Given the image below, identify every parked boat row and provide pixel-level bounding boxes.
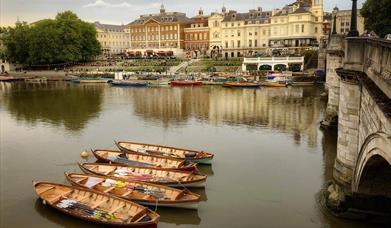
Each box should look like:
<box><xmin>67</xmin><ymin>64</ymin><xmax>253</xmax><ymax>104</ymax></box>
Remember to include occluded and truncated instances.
<box><xmin>33</xmin><ymin>140</ymin><xmax>215</xmax><ymax>226</ymax></box>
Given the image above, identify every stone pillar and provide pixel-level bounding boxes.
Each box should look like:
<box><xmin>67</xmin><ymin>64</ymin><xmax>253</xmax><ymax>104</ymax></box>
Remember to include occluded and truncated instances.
<box><xmin>242</xmin><ymin>63</ymin><xmax>247</xmax><ymax>72</ymax></box>
<box><xmin>333</xmin><ymin>68</ymin><xmax>361</xmax><ymax>186</ymax></box>
<box><xmin>324</xmin><ymin>34</ymin><xmax>345</xmax><ymax>121</ymax></box>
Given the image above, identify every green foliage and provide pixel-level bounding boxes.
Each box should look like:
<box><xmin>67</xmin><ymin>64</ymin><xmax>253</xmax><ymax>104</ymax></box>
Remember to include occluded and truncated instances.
<box><xmin>2</xmin><ymin>11</ymin><xmax>101</xmax><ymax>65</ymax></box>
<box><xmin>361</xmin><ymin>0</ymin><xmax>391</xmax><ymax>37</ymax></box>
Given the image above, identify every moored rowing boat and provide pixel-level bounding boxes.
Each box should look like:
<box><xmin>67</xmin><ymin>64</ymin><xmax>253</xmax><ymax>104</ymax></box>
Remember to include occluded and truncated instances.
<box><xmin>78</xmin><ymin>163</ymin><xmax>207</xmax><ymax>188</ymax></box>
<box><xmin>110</xmin><ymin>81</ymin><xmax>148</xmax><ymax>87</ymax></box>
<box><xmin>170</xmin><ymin>81</ymin><xmax>203</xmax><ymax>86</ymax></box>
<box><xmin>92</xmin><ymin>149</ymin><xmax>198</xmax><ymax>171</ymax></box>
<box><xmin>33</xmin><ymin>181</ymin><xmax>159</xmax><ymax>226</ymax></box>
<box><xmin>65</xmin><ymin>173</ymin><xmax>200</xmax><ymax>209</ymax></box>
<box><xmin>222</xmin><ymin>82</ymin><xmax>261</xmax><ymax>88</ymax></box>
<box><xmin>115</xmin><ymin>141</ymin><xmax>214</xmax><ymax>165</ymax></box>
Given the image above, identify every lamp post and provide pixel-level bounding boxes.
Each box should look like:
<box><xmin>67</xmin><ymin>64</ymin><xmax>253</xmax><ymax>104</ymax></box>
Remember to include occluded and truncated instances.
<box><xmin>332</xmin><ymin>6</ymin><xmax>338</xmax><ymax>35</ymax></box>
<box><xmin>348</xmin><ymin>0</ymin><xmax>359</xmax><ymax>37</ymax></box>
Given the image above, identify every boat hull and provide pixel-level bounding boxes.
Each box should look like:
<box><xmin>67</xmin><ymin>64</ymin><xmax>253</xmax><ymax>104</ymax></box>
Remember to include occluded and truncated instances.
<box><xmin>91</xmin><ymin>149</ymin><xmax>198</xmax><ymax>172</ymax></box>
<box><xmin>78</xmin><ymin>163</ymin><xmax>207</xmax><ymax>188</ymax></box>
<box><xmin>222</xmin><ymin>82</ymin><xmax>260</xmax><ymax>88</ymax></box>
<box><xmin>115</xmin><ymin>141</ymin><xmax>214</xmax><ymax>165</ymax></box>
<box><xmin>170</xmin><ymin>81</ymin><xmax>203</xmax><ymax>86</ymax></box>
<box><xmin>111</xmin><ymin>81</ymin><xmax>148</xmax><ymax>87</ymax></box>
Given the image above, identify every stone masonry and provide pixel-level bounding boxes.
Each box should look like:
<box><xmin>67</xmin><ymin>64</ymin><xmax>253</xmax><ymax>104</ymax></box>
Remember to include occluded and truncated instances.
<box><xmin>325</xmin><ymin>34</ymin><xmax>345</xmax><ymax>120</ymax></box>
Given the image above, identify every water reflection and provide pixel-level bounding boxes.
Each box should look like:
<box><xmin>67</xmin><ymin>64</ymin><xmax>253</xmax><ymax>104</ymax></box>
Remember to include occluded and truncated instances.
<box><xmin>0</xmin><ymin>82</ymin><xmax>103</xmax><ymax>131</ymax></box>
<box><xmin>127</xmin><ymin>86</ymin><xmax>324</xmax><ymax>147</ymax></box>
<box><xmin>158</xmin><ymin>207</ymin><xmax>201</xmax><ymax>225</ymax></box>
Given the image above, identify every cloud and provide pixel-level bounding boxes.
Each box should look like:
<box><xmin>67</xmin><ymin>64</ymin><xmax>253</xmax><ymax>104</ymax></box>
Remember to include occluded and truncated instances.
<box><xmin>83</xmin><ymin>0</ymin><xmax>132</xmax><ymax>8</ymax></box>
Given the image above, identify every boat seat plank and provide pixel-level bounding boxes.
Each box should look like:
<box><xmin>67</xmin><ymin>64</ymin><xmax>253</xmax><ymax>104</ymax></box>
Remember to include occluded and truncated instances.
<box><xmin>91</xmin><ymin>199</ymin><xmax>108</xmax><ymax>209</ymax></box>
<box><xmin>174</xmin><ymin>190</ymin><xmax>185</xmax><ymax>200</ymax></box>
<box><xmin>75</xmin><ymin>177</ymin><xmax>88</xmax><ymax>183</ymax></box>
<box><xmin>104</xmin><ymin>187</ymin><xmax>115</xmax><ymax>193</ymax></box>
<box><xmin>130</xmin><ymin>208</ymin><xmax>148</xmax><ymax>222</ymax></box>
<box><xmin>37</xmin><ymin>186</ymin><xmax>55</xmax><ymax>195</ymax></box>
<box><xmin>108</xmin><ymin>204</ymin><xmax>125</xmax><ymax>214</ymax></box>
<box><xmin>86</xmin><ymin>179</ymin><xmax>105</xmax><ymax>188</ymax></box>
<box><xmin>121</xmin><ymin>190</ymin><xmax>133</xmax><ymax>197</ymax></box>
<box><xmin>47</xmin><ymin>189</ymin><xmax>74</xmax><ymax>204</ymax></box>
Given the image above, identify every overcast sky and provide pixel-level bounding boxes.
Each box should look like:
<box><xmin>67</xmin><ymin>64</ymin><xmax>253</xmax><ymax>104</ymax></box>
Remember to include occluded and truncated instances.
<box><xmin>1</xmin><ymin>0</ymin><xmax>366</xmax><ymax>26</ymax></box>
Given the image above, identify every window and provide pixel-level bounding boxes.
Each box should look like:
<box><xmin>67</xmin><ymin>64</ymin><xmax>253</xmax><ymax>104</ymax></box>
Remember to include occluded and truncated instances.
<box><xmin>255</xmin><ymin>40</ymin><xmax>258</xmax><ymax>47</ymax></box>
<box><xmin>214</xmin><ymin>32</ymin><xmax>219</xmax><ymax>38</ymax></box>
<box><xmin>231</xmin><ymin>40</ymin><xmax>234</xmax><ymax>48</ymax></box>
<box><xmin>315</xmin><ymin>27</ymin><xmax>318</xmax><ymax>33</ymax></box>
<box><xmin>248</xmin><ymin>39</ymin><xmax>252</xmax><ymax>47</ymax></box>
<box><xmin>237</xmin><ymin>40</ymin><xmax>241</xmax><ymax>48</ymax></box>
<box><xmin>237</xmin><ymin>30</ymin><xmax>241</xmax><ymax>36</ymax></box>
<box><xmin>295</xmin><ymin>24</ymin><xmax>299</xmax><ymax>33</ymax></box>
<box><xmin>225</xmin><ymin>41</ymin><xmax>228</xmax><ymax>48</ymax></box>
<box><xmin>302</xmin><ymin>24</ymin><xmax>304</xmax><ymax>33</ymax></box>
<box><xmin>231</xmin><ymin>23</ymin><xmax>234</xmax><ymax>27</ymax></box>
<box><xmin>255</xmin><ymin>32</ymin><xmax>258</xmax><ymax>36</ymax></box>
<box><xmin>214</xmin><ymin>21</ymin><xmax>219</xmax><ymax>27</ymax></box>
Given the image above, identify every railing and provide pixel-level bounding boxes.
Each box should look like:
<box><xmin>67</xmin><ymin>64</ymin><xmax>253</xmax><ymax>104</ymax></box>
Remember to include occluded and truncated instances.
<box><xmin>344</xmin><ymin>37</ymin><xmax>391</xmax><ymax>98</ymax></box>
<box><xmin>243</xmin><ymin>56</ymin><xmax>304</xmax><ymax>64</ymax></box>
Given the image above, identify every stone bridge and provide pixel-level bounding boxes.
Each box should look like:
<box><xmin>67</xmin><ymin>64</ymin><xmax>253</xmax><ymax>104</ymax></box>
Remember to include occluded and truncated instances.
<box><xmin>326</xmin><ymin>36</ymin><xmax>391</xmax><ymax>198</ymax></box>
<box><xmin>241</xmin><ymin>56</ymin><xmax>304</xmax><ymax>72</ymax></box>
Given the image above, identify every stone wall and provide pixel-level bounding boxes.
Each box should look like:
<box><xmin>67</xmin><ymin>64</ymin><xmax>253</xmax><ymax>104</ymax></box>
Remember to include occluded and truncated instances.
<box><xmin>325</xmin><ymin>35</ymin><xmax>345</xmax><ymax>119</ymax></box>
<box><xmin>358</xmin><ymin>86</ymin><xmax>391</xmax><ymax>150</ymax></box>
<box><xmin>333</xmin><ymin>76</ymin><xmax>361</xmax><ymax>185</ymax></box>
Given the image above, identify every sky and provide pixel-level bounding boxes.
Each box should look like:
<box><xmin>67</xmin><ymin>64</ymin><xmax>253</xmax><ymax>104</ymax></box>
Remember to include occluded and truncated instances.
<box><xmin>1</xmin><ymin>0</ymin><xmax>366</xmax><ymax>26</ymax></box>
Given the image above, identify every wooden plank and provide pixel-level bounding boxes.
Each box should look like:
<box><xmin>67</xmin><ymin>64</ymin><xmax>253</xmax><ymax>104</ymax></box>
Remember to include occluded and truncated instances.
<box><xmin>103</xmin><ymin>187</ymin><xmax>115</xmax><ymax>193</ymax></box>
<box><xmin>36</xmin><ymin>186</ymin><xmax>55</xmax><ymax>195</ymax></box>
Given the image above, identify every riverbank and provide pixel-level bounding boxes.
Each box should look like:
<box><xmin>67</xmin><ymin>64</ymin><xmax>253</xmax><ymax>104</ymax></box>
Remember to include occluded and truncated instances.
<box><xmin>7</xmin><ymin>71</ymin><xmax>68</xmax><ymax>81</ymax></box>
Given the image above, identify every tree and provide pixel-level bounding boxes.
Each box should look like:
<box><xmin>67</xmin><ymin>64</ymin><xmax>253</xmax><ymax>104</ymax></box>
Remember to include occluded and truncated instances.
<box><xmin>2</xmin><ymin>22</ymin><xmax>31</xmax><ymax>64</ymax></box>
<box><xmin>2</xmin><ymin>11</ymin><xmax>101</xmax><ymax>65</ymax></box>
<box><xmin>361</xmin><ymin>0</ymin><xmax>391</xmax><ymax>38</ymax></box>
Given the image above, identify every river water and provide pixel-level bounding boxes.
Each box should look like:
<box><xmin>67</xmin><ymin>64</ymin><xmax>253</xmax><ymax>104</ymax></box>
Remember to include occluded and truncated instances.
<box><xmin>0</xmin><ymin>82</ymin><xmax>374</xmax><ymax>227</ymax></box>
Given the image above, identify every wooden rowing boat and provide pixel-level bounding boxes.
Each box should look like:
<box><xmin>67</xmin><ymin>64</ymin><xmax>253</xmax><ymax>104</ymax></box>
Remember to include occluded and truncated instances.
<box><xmin>222</xmin><ymin>82</ymin><xmax>261</xmax><ymax>88</ymax></box>
<box><xmin>110</xmin><ymin>81</ymin><xmax>148</xmax><ymax>87</ymax></box>
<box><xmin>92</xmin><ymin>149</ymin><xmax>198</xmax><ymax>172</ymax></box>
<box><xmin>33</xmin><ymin>181</ymin><xmax>159</xmax><ymax>227</ymax></box>
<box><xmin>78</xmin><ymin>163</ymin><xmax>207</xmax><ymax>188</ymax></box>
<box><xmin>115</xmin><ymin>141</ymin><xmax>214</xmax><ymax>165</ymax></box>
<box><xmin>170</xmin><ymin>81</ymin><xmax>203</xmax><ymax>86</ymax></box>
<box><xmin>65</xmin><ymin>173</ymin><xmax>200</xmax><ymax>209</ymax></box>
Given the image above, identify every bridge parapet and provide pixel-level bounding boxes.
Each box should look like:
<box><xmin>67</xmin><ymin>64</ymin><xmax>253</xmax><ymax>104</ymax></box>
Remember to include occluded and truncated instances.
<box><xmin>332</xmin><ymin>37</ymin><xmax>391</xmax><ymax>196</ymax></box>
<box><xmin>344</xmin><ymin>37</ymin><xmax>391</xmax><ymax>99</ymax></box>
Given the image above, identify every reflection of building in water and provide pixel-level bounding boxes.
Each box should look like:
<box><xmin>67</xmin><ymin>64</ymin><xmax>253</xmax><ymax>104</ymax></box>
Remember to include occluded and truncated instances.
<box><xmin>208</xmin><ymin>87</ymin><xmax>320</xmax><ymax>147</ymax></box>
<box><xmin>130</xmin><ymin>87</ymin><xmax>321</xmax><ymax>146</ymax></box>
<box><xmin>1</xmin><ymin>83</ymin><xmax>104</xmax><ymax>131</ymax></box>
<box><xmin>129</xmin><ymin>87</ymin><xmax>210</xmax><ymax>125</ymax></box>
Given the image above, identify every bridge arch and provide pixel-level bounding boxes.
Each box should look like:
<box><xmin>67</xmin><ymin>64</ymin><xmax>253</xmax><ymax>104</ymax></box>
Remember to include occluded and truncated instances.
<box><xmin>352</xmin><ymin>132</ymin><xmax>391</xmax><ymax>197</ymax></box>
<box><xmin>259</xmin><ymin>64</ymin><xmax>272</xmax><ymax>71</ymax></box>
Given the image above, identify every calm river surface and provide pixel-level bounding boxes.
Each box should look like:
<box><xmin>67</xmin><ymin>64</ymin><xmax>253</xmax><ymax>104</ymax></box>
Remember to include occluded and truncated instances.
<box><xmin>0</xmin><ymin>82</ymin><xmax>375</xmax><ymax>227</ymax></box>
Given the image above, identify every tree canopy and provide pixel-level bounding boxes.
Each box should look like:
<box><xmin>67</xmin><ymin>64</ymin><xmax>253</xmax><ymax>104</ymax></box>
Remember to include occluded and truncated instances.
<box><xmin>361</xmin><ymin>0</ymin><xmax>391</xmax><ymax>38</ymax></box>
<box><xmin>1</xmin><ymin>11</ymin><xmax>101</xmax><ymax>65</ymax></box>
